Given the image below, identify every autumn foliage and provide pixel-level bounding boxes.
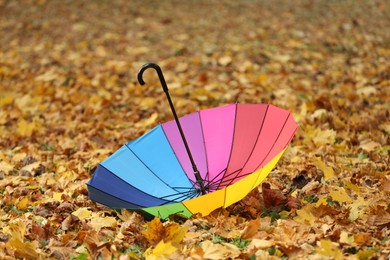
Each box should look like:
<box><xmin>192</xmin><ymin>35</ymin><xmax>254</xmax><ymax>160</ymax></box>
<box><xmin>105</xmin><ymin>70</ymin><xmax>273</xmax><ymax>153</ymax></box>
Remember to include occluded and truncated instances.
<box><xmin>0</xmin><ymin>0</ymin><xmax>389</xmax><ymax>259</ymax></box>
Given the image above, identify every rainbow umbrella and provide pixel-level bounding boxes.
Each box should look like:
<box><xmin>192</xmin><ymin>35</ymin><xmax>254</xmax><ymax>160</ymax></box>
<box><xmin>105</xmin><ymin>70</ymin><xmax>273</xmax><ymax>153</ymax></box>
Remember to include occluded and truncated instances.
<box><xmin>87</xmin><ymin>63</ymin><xmax>297</xmax><ymax>220</ymax></box>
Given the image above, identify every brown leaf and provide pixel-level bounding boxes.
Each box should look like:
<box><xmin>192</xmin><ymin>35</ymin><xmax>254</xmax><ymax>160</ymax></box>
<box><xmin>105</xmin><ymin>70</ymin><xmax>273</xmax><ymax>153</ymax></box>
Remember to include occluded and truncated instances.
<box><xmin>286</xmin><ymin>196</ymin><xmax>302</xmax><ymax>210</ymax></box>
<box><xmin>241</xmin><ymin>218</ymin><xmax>260</xmax><ymax>239</ymax></box>
<box><xmin>262</xmin><ymin>182</ymin><xmax>287</xmax><ymax>209</ymax></box>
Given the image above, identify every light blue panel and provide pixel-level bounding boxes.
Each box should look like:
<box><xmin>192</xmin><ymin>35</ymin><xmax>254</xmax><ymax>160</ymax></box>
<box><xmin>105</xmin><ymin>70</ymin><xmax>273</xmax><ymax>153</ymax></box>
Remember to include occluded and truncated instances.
<box><xmin>101</xmin><ymin>144</ymin><xmax>185</xmax><ymax>201</ymax></box>
<box><xmin>128</xmin><ymin>125</ymin><xmax>194</xmax><ymax>191</ymax></box>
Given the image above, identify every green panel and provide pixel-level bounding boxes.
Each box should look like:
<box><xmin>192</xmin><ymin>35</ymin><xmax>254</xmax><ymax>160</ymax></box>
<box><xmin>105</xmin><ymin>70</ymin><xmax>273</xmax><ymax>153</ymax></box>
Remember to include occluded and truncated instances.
<box><xmin>142</xmin><ymin>202</ymin><xmax>192</xmax><ymax>220</ymax></box>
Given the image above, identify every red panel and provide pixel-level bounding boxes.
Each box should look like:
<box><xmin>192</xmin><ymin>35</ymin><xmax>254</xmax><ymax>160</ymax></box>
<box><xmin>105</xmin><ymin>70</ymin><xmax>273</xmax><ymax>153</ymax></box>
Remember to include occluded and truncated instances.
<box><xmin>239</xmin><ymin>105</ymin><xmax>290</xmax><ymax>176</ymax></box>
<box><xmin>218</xmin><ymin>104</ymin><xmax>267</xmax><ymax>188</ymax></box>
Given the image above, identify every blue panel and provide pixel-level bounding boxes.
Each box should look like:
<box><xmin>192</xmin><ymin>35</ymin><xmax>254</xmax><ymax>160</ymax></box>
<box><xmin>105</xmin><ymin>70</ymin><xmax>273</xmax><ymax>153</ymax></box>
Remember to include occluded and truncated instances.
<box><xmin>128</xmin><ymin>125</ymin><xmax>193</xmax><ymax>190</ymax></box>
<box><xmin>88</xmin><ymin>165</ymin><xmax>172</xmax><ymax>207</ymax></box>
<box><xmin>88</xmin><ymin>185</ymin><xmax>142</xmax><ymax>209</ymax></box>
<box><xmin>102</xmin><ymin>145</ymin><xmax>186</xmax><ymax>201</ymax></box>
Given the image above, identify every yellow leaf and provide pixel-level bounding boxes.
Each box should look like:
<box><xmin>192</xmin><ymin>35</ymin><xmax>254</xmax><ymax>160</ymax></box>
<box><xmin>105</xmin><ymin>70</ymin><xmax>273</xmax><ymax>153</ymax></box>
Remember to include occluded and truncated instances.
<box><xmin>356</xmin><ymin>249</ymin><xmax>375</xmax><ymax>260</ymax></box>
<box><xmin>139</xmin><ymin>97</ymin><xmax>157</xmax><ymax>108</ymax></box>
<box><xmin>294</xmin><ymin>207</ymin><xmax>315</xmax><ymax>225</ymax></box>
<box><xmin>314</xmin><ymin>157</ymin><xmax>335</xmax><ymax>181</ymax></box>
<box><xmin>379</xmin><ymin>123</ymin><xmax>390</xmax><ymax>135</ymax></box>
<box><xmin>316</xmin><ymin>239</ymin><xmax>343</xmax><ymax>260</ymax></box>
<box><xmin>201</xmin><ymin>240</ymin><xmax>241</xmax><ymax>260</ymax></box>
<box><xmin>218</xmin><ymin>56</ymin><xmax>232</xmax><ymax>66</ymax></box>
<box><xmin>3</xmin><ymin>221</ymin><xmax>25</xmax><ymax>241</ymax></box>
<box><xmin>52</xmin><ymin>192</ymin><xmax>64</xmax><ymax>202</ymax></box>
<box><xmin>164</xmin><ymin>223</ymin><xmax>189</xmax><ymax>246</ymax></box>
<box><xmin>21</xmin><ymin>161</ymin><xmax>41</xmax><ymax>173</ymax></box>
<box><xmin>305</xmin><ymin>125</ymin><xmax>336</xmax><ymax>146</ymax></box>
<box><xmin>16</xmin><ymin>197</ymin><xmax>29</xmax><ymax>210</ymax></box>
<box><xmin>0</xmin><ymin>94</ymin><xmax>14</xmax><ymax>106</ymax></box>
<box><xmin>89</xmin><ymin>215</ymin><xmax>117</xmax><ymax>230</ymax></box>
<box><xmin>142</xmin><ymin>218</ymin><xmax>188</xmax><ymax>247</ymax></box>
<box><xmin>17</xmin><ymin>119</ymin><xmax>35</xmax><ymax>137</ymax></box>
<box><xmin>72</xmin><ymin>207</ymin><xmax>92</xmax><ymax>220</ymax></box>
<box><xmin>0</xmin><ymin>161</ymin><xmax>14</xmax><ymax>173</ymax></box>
<box><xmin>3</xmin><ymin>221</ymin><xmax>39</xmax><ymax>259</ymax></box>
<box><xmin>348</xmin><ymin>196</ymin><xmax>366</xmax><ymax>221</ymax></box>
<box><xmin>330</xmin><ymin>187</ymin><xmax>353</xmax><ymax>203</ymax></box>
<box><xmin>136</xmin><ymin>112</ymin><xmax>158</xmax><ymax>128</ymax></box>
<box><xmin>7</xmin><ymin>236</ymin><xmax>39</xmax><ymax>259</ymax></box>
<box><xmin>249</xmin><ymin>239</ymin><xmax>275</xmax><ymax>249</ymax></box>
<box><xmin>144</xmin><ymin>240</ymin><xmax>178</xmax><ymax>260</ymax></box>
<box><xmin>257</xmin><ymin>73</ymin><xmax>269</xmax><ymax>84</ymax></box>
<box><xmin>315</xmin><ymin>196</ymin><xmax>328</xmax><ymax>207</ymax></box>
<box><xmin>344</xmin><ymin>180</ymin><xmax>360</xmax><ymax>193</ymax></box>
<box><xmin>339</xmin><ymin>231</ymin><xmax>355</xmax><ymax>246</ymax></box>
<box><xmin>142</xmin><ymin>218</ymin><xmax>165</xmax><ymax>246</ymax></box>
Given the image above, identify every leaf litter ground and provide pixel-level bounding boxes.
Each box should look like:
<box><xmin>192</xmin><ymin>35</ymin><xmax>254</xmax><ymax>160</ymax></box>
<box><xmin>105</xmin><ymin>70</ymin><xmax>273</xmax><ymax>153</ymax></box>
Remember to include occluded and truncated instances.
<box><xmin>0</xmin><ymin>0</ymin><xmax>389</xmax><ymax>259</ymax></box>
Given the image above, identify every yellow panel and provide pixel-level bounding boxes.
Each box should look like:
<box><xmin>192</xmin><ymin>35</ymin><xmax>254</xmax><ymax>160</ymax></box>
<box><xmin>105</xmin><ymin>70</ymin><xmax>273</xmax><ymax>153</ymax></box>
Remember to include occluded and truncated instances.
<box><xmin>224</xmin><ymin>170</ymin><xmax>260</xmax><ymax>207</ymax></box>
<box><xmin>254</xmin><ymin>148</ymin><xmax>286</xmax><ymax>187</ymax></box>
<box><xmin>183</xmin><ymin>188</ymin><xmax>226</xmax><ymax>216</ymax></box>
<box><xmin>224</xmin><ymin>148</ymin><xmax>287</xmax><ymax>207</ymax></box>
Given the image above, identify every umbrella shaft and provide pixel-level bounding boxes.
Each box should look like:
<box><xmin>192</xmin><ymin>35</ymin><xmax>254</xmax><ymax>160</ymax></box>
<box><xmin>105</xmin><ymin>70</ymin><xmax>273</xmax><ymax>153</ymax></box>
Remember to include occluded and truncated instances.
<box><xmin>165</xmin><ymin>91</ymin><xmax>206</xmax><ymax>195</ymax></box>
<box><xmin>137</xmin><ymin>63</ymin><xmax>206</xmax><ymax>195</ymax></box>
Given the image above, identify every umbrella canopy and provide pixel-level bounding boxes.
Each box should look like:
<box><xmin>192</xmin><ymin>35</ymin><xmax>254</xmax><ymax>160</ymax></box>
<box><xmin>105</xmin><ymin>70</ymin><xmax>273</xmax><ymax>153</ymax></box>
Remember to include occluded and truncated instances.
<box><xmin>87</xmin><ymin>63</ymin><xmax>297</xmax><ymax>219</ymax></box>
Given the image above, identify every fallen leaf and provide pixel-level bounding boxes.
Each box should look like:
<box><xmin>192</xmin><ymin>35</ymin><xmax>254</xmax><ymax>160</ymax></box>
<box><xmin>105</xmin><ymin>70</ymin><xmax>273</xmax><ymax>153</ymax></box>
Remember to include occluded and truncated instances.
<box><xmin>339</xmin><ymin>231</ymin><xmax>355</xmax><ymax>246</ymax></box>
<box><xmin>17</xmin><ymin>119</ymin><xmax>35</xmax><ymax>137</ymax></box>
<box><xmin>248</xmin><ymin>239</ymin><xmax>275</xmax><ymax>249</ymax></box>
<box><xmin>72</xmin><ymin>207</ymin><xmax>92</xmax><ymax>220</ymax></box>
<box><xmin>359</xmin><ymin>139</ymin><xmax>380</xmax><ymax>152</ymax></box>
<box><xmin>316</xmin><ymin>239</ymin><xmax>343</xmax><ymax>260</ymax></box>
<box><xmin>144</xmin><ymin>240</ymin><xmax>178</xmax><ymax>260</ymax></box>
<box><xmin>164</xmin><ymin>223</ymin><xmax>189</xmax><ymax>246</ymax></box>
<box><xmin>314</xmin><ymin>157</ymin><xmax>335</xmax><ymax>181</ymax></box>
<box><xmin>3</xmin><ymin>221</ymin><xmax>39</xmax><ymax>259</ymax></box>
<box><xmin>330</xmin><ymin>187</ymin><xmax>353</xmax><ymax>203</ymax></box>
<box><xmin>89</xmin><ymin>215</ymin><xmax>117</xmax><ymax>230</ymax></box>
<box><xmin>218</xmin><ymin>56</ymin><xmax>232</xmax><ymax>66</ymax></box>
<box><xmin>262</xmin><ymin>182</ymin><xmax>287</xmax><ymax>209</ymax></box>
<box><xmin>294</xmin><ymin>206</ymin><xmax>315</xmax><ymax>225</ymax></box>
<box><xmin>142</xmin><ymin>218</ymin><xmax>165</xmax><ymax>246</ymax></box>
<box><xmin>16</xmin><ymin>197</ymin><xmax>29</xmax><ymax>210</ymax></box>
<box><xmin>201</xmin><ymin>240</ymin><xmax>241</xmax><ymax>260</ymax></box>
<box><xmin>240</xmin><ymin>218</ymin><xmax>260</xmax><ymax>239</ymax></box>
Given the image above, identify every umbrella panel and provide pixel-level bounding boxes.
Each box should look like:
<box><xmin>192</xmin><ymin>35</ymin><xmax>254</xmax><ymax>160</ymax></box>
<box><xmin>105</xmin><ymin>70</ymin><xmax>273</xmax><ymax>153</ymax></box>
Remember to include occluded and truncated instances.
<box><xmin>88</xmin><ymin>103</ymin><xmax>297</xmax><ymax>219</ymax></box>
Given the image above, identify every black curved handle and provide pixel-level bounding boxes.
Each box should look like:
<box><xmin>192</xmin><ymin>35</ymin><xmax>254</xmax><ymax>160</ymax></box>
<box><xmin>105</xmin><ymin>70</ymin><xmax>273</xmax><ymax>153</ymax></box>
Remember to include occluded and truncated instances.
<box><xmin>136</xmin><ymin>63</ymin><xmax>206</xmax><ymax>195</ymax></box>
<box><xmin>137</xmin><ymin>63</ymin><xmax>169</xmax><ymax>92</ymax></box>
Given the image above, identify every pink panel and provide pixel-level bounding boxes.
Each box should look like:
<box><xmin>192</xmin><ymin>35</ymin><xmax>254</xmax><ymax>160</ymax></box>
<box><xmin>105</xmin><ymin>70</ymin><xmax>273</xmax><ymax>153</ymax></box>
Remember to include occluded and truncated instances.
<box><xmin>255</xmin><ymin>114</ymin><xmax>297</xmax><ymax>171</ymax></box>
<box><xmin>240</xmin><ymin>105</ymin><xmax>290</xmax><ymax>175</ymax></box>
<box><xmin>218</xmin><ymin>104</ymin><xmax>267</xmax><ymax>188</ymax></box>
<box><xmin>200</xmin><ymin>104</ymin><xmax>236</xmax><ymax>188</ymax></box>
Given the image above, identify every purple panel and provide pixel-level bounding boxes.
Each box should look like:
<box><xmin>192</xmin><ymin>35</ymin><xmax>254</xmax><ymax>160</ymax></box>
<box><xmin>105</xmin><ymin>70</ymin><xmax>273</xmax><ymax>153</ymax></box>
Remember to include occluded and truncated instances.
<box><xmin>162</xmin><ymin>112</ymin><xmax>207</xmax><ymax>183</ymax></box>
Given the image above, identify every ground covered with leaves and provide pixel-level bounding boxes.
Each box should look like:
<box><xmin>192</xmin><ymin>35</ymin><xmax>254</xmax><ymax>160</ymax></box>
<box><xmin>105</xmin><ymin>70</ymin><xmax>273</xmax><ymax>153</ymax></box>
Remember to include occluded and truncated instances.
<box><xmin>0</xmin><ymin>0</ymin><xmax>389</xmax><ymax>259</ymax></box>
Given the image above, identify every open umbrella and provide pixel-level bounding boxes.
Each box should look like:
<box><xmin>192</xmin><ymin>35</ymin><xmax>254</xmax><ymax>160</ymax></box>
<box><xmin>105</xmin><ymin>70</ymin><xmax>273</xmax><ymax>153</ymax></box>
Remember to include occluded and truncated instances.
<box><xmin>87</xmin><ymin>63</ymin><xmax>297</xmax><ymax>219</ymax></box>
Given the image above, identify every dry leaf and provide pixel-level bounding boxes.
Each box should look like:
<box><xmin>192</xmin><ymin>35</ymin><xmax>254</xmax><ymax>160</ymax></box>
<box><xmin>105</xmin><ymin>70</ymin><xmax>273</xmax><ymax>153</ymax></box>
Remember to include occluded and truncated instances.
<box><xmin>262</xmin><ymin>182</ymin><xmax>287</xmax><ymax>209</ymax></box>
<box><xmin>89</xmin><ymin>215</ymin><xmax>117</xmax><ymax>230</ymax></box>
<box><xmin>241</xmin><ymin>218</ymin><xmax>260</xmax><ymax>239</ymax></box>
<box><xmin>314</xmin><ymin>157</ymin><xmax>335</xmax><ymax>181</ymax></box>
<box><xmin>294</xmin><ymin>206</ymin><xmax>315</xmax><ymax>225</ymax></box>
<box><xmin>3</xmin><ymin>221</ymin><xmax>39</xmax><ymax>259</ymax></box>
<box><xmin>201</xmin><ymin>240</ymin><xmax>241</xmax><ymax>259</ymax></box>
<box><xmin>144</xmin><ymin>240</ymin><xmax>178</xmax><ymax>260</ymax></box>
<box><xmin>330</xmin><ymin>187</ymin><xmax>353</xmax><ymax>203</ymax></box>
<box><xmin>316</xmin><ymin>239</ymin><xmax>343</xmax><ymax>260</ymax></box>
